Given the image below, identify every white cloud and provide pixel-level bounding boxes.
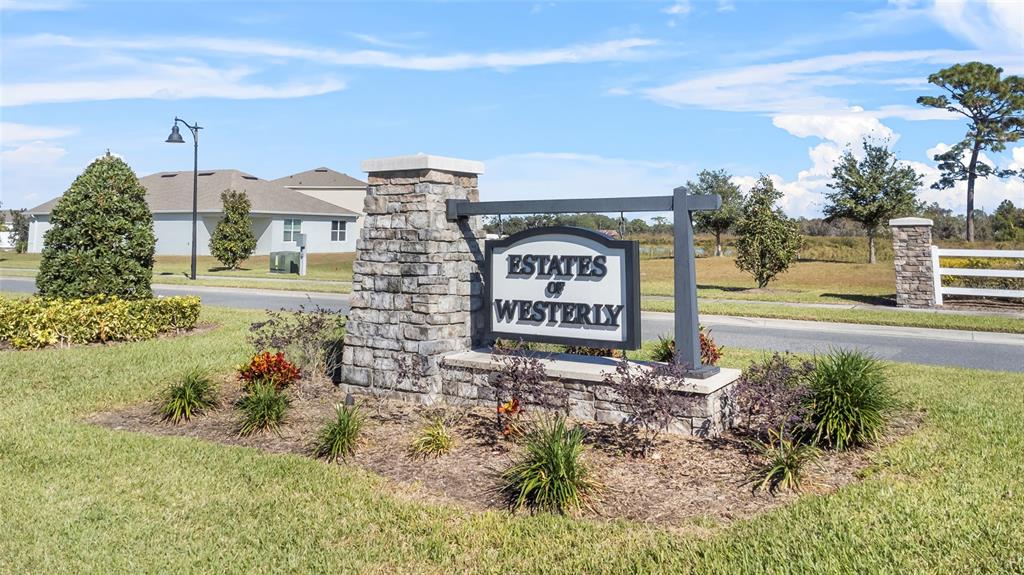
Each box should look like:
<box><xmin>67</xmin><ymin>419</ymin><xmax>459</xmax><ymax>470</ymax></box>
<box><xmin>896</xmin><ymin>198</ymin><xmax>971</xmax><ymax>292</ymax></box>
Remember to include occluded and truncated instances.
<box><xmin>911</xmin><ymin>143</ymin><xmax>1024</xmax><ymax>213</ymax></box>
<box><xmin>1</xmin><ymin>140</ymin><xmax>67</xmax><ymax>164</ymax></box>
<box><xmin>1</xmin><ymin>61</ymin><xmax>345</xmax><ymax>106</ymax></box>
<box><xmin>930</xmin><ymin>0</ymin><xmax>1024</xmax><ymax>53</ymax></box>
<box><xmin>1</xmin><ymin>122</ymin><xmax>76</xmax><ymax>144</ymax></box>
<box><xmin>663</xmin><ymin>1</ymin><xmax>691</xmax><ymax>16</ymax></box>
<box><xmin>717</xmin><ymin>0</ymin><xmax>736</xmax><ymax>13</ymax></box>
<box><xmin>644</xmin><ymin>49</ymin><xmax>978</xmax><ymax>114</ymax></box>
<box><xmin>16</xmin><ymin>34</ymin><xmax>659</xmax><ymax>72</ymax></box>
<box><xmin>772</xmin><ymin>109</ymin><xmax>897</xmax><ymax>148</ymax></box>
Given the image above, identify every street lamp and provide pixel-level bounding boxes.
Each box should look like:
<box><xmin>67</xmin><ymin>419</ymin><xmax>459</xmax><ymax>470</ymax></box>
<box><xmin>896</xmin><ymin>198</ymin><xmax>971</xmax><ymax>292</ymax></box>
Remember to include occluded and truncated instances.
<box><xmin>165</xmin><ymin>117</ymin><xmax>203</xmax><ymax>280</ymax></box>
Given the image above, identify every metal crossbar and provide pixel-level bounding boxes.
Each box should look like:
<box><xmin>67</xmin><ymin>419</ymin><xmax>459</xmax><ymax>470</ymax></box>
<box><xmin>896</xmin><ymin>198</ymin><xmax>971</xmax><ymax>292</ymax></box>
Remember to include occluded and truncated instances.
<box><xmin>447</xmin><ymin>190</ymin><xmax>723</xmax><ymax>378</ymax></box>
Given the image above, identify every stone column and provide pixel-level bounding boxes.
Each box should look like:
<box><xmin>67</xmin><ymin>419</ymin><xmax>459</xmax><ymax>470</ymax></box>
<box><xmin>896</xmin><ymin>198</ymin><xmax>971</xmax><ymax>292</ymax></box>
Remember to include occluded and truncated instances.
<box><xmin>340</xmin><ymin>154</ymin><xmax>486</xmax><ymax>403</ymax></box>
<box><xmin>890</xmin><ymin>217</ymin><xmax>935</xmax><ymax>308</ymax></box>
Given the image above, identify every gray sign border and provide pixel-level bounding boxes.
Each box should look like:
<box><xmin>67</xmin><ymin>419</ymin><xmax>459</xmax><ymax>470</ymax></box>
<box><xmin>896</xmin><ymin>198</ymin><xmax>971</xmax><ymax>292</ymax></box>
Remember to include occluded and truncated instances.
<box><xmin>484</xmin><ymin>226</ymin><xmax>641</xmax><ymax>350</ymax></box>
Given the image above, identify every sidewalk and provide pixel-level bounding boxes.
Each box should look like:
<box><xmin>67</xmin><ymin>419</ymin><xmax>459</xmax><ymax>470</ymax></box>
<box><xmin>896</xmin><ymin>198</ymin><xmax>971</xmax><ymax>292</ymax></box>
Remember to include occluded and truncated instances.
<box><xmin>643</xmin><ymin>294</ymin><xmax>1024</xmax><ymax>319</ymax></box>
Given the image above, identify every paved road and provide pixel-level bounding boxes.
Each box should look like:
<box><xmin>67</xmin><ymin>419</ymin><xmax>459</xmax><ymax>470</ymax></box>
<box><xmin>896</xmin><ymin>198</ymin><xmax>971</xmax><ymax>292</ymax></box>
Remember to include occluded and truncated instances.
<box><xmin>3</xmin><ymin>276</ymin><xmax>1022</xmax><ymax>372</ymax></box>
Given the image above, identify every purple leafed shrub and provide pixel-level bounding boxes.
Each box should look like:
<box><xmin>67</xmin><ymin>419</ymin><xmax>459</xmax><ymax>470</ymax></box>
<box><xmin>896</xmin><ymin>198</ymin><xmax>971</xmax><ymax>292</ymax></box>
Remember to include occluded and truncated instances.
<box><xmin>491</xmin><ymin>349</ymin><xmax>568</xmax><ymax>437</ymax></box>
<box><xmin>733</xmin><ymin>353</ymin><xmax>816</xmax><ymax>441</ymax></box>
<box><xmin>603</xmin><ymin>360</ymin><xmax>697</xmax><ymax>456</ymax></box>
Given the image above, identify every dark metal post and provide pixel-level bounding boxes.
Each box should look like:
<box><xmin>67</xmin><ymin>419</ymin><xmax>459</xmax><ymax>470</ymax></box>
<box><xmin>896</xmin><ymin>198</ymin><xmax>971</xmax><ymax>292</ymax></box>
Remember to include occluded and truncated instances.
<box><xmin>673</xmin><ymin>187</ymin><xmax>718</xmax><ymax>377</ymax></box>
<box><xmin>190</xmin><ymin>132</ymin><xmax>198</xmax><ymax>280</ymax></box>
<box><xmin>166</xmin><ymin>117</ymin><xmax>202</xmax><ymax>281</ymax></box>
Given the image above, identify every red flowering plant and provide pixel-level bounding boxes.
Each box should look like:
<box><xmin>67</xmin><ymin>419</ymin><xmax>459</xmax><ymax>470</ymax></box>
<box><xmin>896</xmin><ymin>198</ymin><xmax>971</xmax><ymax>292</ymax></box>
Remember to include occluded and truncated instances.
<box><xmin>238</xmin><ymin>351</ymin><xmax>301</xmax><ymax>390</ymax></box>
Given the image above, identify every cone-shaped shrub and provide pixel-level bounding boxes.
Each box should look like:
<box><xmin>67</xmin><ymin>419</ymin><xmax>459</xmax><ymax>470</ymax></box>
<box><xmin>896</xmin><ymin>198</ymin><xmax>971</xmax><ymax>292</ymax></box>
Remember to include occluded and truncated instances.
<box><xmin>209</xmin><ymin>189</ymin><xmax>256</xmax><ymax>270</ymax></box>
<box><xmin>37</xmin><ymin>154</ymin><xmax>155</xmax><ymax>299</ymax></box>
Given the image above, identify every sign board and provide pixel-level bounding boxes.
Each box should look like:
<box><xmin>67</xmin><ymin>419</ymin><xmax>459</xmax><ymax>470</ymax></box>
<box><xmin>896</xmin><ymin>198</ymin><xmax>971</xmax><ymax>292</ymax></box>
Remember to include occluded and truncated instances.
<box><xmin>485</xmin><ymin>226</ymin><xmax>640</xmax><ymax>349</ymax></box>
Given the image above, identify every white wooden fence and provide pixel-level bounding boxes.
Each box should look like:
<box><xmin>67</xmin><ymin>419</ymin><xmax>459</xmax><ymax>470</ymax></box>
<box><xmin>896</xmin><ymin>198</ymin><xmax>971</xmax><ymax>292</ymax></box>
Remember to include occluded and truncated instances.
<box><xmin>930</xmin><ymin>246</ymin><xmax>1024</xmax><ymax>306</ymax></box>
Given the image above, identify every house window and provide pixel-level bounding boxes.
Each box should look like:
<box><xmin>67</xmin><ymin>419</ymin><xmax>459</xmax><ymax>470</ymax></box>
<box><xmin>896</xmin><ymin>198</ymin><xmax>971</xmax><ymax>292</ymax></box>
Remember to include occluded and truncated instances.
<box><xmin>331</xmin><ymin>220</ymin><xmax>347</xmax><ymax>242</ymax></box>
<box><xmin>283</xmin><ymin>219</ymin><xmax>302</xmax><ymax>242</ymax></box>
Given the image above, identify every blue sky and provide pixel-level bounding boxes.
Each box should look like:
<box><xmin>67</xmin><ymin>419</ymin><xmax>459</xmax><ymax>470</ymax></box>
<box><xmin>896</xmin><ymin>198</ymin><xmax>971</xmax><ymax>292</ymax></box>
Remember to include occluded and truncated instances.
<box><xmin>2</xmin><ymin>0</ymin><xmax>1022</xmax><ymax>218</ymax></box>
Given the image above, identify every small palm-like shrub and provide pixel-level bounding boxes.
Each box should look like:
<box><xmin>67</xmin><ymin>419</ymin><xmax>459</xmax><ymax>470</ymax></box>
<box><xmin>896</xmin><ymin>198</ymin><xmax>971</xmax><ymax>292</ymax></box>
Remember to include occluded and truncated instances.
<box><xmin>409</xmin><ymin>416</ymin><xmax>455</xmax><ymax>459</ymax></box>
<box><xmin>749</xmin><ymin>426</ymin><xmax>821</xmax><ymax>494</ymax></box>
<box><xmin>805</xmin><ymin>349</ymin><xmax>895</xmax><ymax>450</ymax></box>
<box><xmin>650</xmin><ymin>327</ymin><xmax>722</xmax><ymax>366</ymax></box>
<box><xmin>159</xmin><ymin>368</ymin><xmax>218</xmax><ymax>424</ymax></box>
<box><xmin>237</xmin><ymin>382</ymin><xmax>290</xmax><ymax>436</ymax></box>
<box><xmin>500</xmin><ymin>416</ymin><xmax>599</xmax><ymax>514</ymax></box>
<box><xmin>314</xmin><ymin>404</ymin><xmax>364</xmax><ymax>461</ymax></box>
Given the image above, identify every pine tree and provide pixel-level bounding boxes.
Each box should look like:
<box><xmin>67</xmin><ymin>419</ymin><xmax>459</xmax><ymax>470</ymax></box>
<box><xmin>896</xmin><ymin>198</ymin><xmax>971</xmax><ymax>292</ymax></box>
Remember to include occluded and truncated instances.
<box><xmin>209</xmin><ymin>189</ymin><xmax>256</xmax><ymax>270</ymax></box>
<box><xmin>734</xmin><ymin>176</ymin><xmax>804</xmax><ymax>289</ymax></box>
<box><xmin>37</xmin><ymin>154</ymin><xmax>155</xmax><ymax>299</ymax></box>
<box><xmin>917</xmin><ymin>62</ymin><xmax>1024</xmax><ymax>241</ymax></box>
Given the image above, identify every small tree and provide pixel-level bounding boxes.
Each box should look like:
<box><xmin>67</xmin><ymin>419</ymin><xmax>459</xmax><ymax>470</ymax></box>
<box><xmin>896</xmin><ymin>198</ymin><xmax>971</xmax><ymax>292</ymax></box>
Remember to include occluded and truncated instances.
<box><xmin>734</xmin><ymin>176</ymin><xmax>803</xmax><ymax>289</ymax></box>
<box><xmin>917</xmin><ymin>62</ymin><xmax>1024</xmax><ymax>241</ymax></box>
<box><xmin>37</xmin><ymin>154</ymin><xmax>155</xmax><ymax>299</ymax></box>
<box><xmin>209</xmin><ymin>189</ymin><xmax>256</xmax><ymax>270</ymax></box>
<box><xmin>8</xmin><ymin>209</ymin><xmax>29</xmax><ymax>253</ymax></box>
<box><xmin>687</xmin><ymin>169</ymin><xmax>743</xmax><ymax>256</ymax></box>
<box><xmin>992</xmin><ymin>200</ymin><xmax>1024</xmax><ymax>242</ymax></box>
<box><xmin>825</xmin><ymin>140</ymin><xmax>923</xmax><ymax>263</ymax></box>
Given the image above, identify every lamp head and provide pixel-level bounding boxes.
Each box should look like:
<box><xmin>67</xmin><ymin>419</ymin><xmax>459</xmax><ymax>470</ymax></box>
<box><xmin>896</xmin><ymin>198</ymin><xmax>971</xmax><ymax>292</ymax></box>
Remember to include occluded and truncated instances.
<box><xmin>165</xmin><ymin>124</ymin><xmax>185</xmax><ymax>144</ymax></box>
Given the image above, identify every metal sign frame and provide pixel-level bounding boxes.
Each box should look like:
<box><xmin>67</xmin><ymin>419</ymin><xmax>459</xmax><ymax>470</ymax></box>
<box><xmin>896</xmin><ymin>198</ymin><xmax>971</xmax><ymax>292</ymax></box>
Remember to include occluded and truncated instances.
<box><xmin>484</xmin><ymin>226</ymin><xmax>642</xmax><ymax>350</ymax></box>
<box><xmin>448</xmin><ymin>188</ymin><xmax>722</xmax><ymax>378</ymax></box>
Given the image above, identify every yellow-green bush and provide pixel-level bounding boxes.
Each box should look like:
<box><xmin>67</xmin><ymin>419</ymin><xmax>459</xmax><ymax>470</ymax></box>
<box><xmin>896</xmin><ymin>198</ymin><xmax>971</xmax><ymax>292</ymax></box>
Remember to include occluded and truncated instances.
<box><xmin>0</xmin><ymin>295</ymin><xmax>201</xmax><ymax>349</ymax></box>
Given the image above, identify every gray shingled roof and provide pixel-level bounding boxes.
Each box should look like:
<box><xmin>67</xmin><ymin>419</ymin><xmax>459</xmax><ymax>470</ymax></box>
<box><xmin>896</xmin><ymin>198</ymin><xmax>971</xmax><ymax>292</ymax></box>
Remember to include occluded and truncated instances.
<box><xmin>26</xmin><ymin>169</ymin><xmax>359</xmax><ymax>217</ymax></box>
<box><xmin>272</xmin><ymin>167</ymin><xmax>367</xmax><ymax>188</ymax></box>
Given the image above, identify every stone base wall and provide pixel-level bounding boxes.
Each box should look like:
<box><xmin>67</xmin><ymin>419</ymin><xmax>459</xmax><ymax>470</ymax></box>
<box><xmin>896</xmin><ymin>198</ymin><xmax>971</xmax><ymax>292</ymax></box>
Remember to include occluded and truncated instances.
<box><xmin>439</xmin><ymin>364</ymin><xmax>734</xmax><ymax>437</ymax></box>
<box><xmin>342</xmin><ymin>351</ymin><xmax>739</xmax><ymax>437</ymax></box>
<box><xmin>890</xmin><ymin>218</ymin><xmax>936</xmax><ymax>309</ymax></box>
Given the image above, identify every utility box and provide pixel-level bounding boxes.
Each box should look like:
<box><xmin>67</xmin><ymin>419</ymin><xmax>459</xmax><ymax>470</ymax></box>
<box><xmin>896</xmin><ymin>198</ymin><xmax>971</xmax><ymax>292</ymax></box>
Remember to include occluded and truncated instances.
<box><xmin>269</xmin><ymin>251</ymin><xmax>300</xmax><ymax>274</ymax></box>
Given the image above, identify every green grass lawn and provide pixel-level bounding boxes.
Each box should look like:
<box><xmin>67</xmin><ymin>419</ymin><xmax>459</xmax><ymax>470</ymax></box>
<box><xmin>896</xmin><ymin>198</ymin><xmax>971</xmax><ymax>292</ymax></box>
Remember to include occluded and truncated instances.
<box><xmin>2</xmin><ymin>306</ymin><xmax>1023</xmax><ymax>573</ymax></box>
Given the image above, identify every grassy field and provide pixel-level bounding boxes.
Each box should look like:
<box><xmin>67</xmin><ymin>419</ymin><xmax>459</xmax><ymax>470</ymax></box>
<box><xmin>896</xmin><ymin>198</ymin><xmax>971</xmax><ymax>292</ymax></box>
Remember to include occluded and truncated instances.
<box><xmin>2</xmin><ymin>250</ymin><xmax>893</xmax><ymax>304</ymax></box>
<box><xmin>2</xmin><ymin>306</ymin><xmax>1023</xmax><ymax>573</ymax></box>
<box><xmin>0</xmin><ymin>252</ymin><xmax>356</xmax><ymax>282</ymax></box>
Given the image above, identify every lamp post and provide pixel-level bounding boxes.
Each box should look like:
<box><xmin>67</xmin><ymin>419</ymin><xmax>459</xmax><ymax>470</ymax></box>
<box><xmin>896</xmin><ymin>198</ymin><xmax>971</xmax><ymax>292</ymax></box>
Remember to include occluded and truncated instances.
<box><xmin>165</xmin><ymin>117</ymin><xmax>202</xmax><ymax>280</ymax></box>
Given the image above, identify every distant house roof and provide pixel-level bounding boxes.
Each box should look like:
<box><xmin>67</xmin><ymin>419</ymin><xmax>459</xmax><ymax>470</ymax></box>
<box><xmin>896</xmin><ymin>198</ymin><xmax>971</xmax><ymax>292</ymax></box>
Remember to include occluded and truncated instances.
<box><xmin>26</xmin><ymin>169</ymin><xmax>359</xmax><ymax>218</ymax></box>
<box><xmin>271</xmin><ymin>167</ymin><xmax>367</xmax><ymax>188</ymax></box>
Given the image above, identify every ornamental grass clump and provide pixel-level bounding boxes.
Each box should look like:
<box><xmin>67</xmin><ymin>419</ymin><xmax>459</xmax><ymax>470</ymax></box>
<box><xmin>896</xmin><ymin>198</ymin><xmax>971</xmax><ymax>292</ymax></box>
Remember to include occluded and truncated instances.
<box><xmin>408</xmin><ymin>415</ymin><xmax>455</xmax><ymax>459</ymax></box>
<box><xmin>314</xmin><ymin>403</ymin><xmax>364</xmax><ymax>462</ymax></box>
<box><xmin>500</xmin><ymin>416</ymin><xmax>599</xmax><ymax>514</ymax></box>
<box><xmin>158</xmin><ymin>368</ymin><xmax>218</xmax><ymax>424</ymax></box>
<box><xmin>237</xmin><ymin>382</ymin><xmax>290</xmax><ymax>436</ymax></box>
<box><xmin>748</xmin><ymin>426</ymin><xmax>821</xmax><ymax>494</ymax></box>
<box><xmin>805</xmin><ymin>349</ymin><xmax>895</xmax><ymax>450</ymax></box>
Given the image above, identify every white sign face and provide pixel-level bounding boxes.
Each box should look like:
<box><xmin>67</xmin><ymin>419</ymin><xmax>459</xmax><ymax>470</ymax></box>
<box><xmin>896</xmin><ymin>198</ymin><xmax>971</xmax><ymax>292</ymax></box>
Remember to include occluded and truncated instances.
<box><xmin>485</xmin><ymin>227</ymin><xmax>640</xmax><ymax>349</ymax></box>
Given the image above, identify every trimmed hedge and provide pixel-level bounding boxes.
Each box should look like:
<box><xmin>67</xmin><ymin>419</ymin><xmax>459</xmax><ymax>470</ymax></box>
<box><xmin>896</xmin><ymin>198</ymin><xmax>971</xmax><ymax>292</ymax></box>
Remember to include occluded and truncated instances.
<box><xmin>0</xmin><ymin>296</ymin><xmax>201</xmax><ymax>349</ymax></box>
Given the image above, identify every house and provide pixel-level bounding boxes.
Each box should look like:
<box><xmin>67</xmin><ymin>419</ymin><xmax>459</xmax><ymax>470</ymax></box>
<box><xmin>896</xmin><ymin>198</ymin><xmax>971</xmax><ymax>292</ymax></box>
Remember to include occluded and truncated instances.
<box><xmin>25</xmin><ymin>168</ymin><xmax>368</xmax><ymax>256</ymax></box>
<box><xmin>272</xmin><ymin>167</ymin><xmax>368</xmax><ymax>228</ymax></box>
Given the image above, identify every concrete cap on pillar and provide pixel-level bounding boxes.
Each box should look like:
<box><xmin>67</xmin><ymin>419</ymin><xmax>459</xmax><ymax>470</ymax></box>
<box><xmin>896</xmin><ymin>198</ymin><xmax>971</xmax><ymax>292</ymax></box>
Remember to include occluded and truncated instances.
<box><xmin>889</xmin><ymin>217</ymin><xmax>933</xmax><ymax>227</ymax></box>
<box><xmin>361</xmin><ymin>153</ymin><xmax>485</xmax><ymax>175</ymax></box>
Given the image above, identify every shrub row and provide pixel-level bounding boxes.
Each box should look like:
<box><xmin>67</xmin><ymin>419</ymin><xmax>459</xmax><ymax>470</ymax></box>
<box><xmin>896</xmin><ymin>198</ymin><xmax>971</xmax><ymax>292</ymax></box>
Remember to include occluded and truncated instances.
<box><xmin>0</xmin><ymin>295</ymin><xmax>201</xmax><ymax>349</ymax></box>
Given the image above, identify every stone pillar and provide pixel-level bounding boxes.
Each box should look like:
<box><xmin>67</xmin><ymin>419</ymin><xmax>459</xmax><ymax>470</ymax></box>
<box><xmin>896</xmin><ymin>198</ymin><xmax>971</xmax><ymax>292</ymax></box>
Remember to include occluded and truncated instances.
<box><xmin>890</xmin><ymin>217</ymin><xmax>935</xmax><ymax>309</ymax></box>
<box><xmin>340</xmin><ymin>154</ymin><xmax>486</xmax><ymax>403</ymax></box>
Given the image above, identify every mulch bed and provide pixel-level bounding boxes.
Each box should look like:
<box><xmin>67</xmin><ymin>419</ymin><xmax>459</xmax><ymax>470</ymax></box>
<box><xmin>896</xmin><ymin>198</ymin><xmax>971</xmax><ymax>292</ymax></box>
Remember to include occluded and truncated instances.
<box><xmin>89</xmin><ymin>376</ymin><xmax>922</xmax><ymax>528</ymax></box>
